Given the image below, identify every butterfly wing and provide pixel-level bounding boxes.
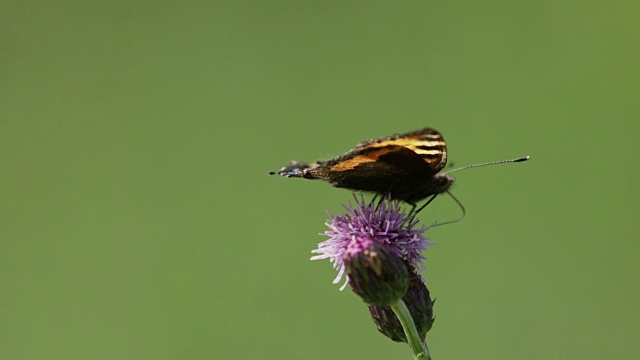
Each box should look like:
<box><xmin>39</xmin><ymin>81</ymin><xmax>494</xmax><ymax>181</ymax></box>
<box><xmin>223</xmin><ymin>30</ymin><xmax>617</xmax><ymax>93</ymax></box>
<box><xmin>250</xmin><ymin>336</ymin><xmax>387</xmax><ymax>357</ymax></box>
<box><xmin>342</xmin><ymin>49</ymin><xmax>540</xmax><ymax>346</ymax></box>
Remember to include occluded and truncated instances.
<box><xmin>354</xmin><ymin>128</ymin><xmax>447</xmax><ymax>174</ymax></box>
<box><xmin>305</xmin><ymin>145</ymin><xmax>434</xmax><ymax>193</ymax></box>
<box><xmin>269</xmin><ymin>128</ymin><xmax>449</xmax><ymax>202</ymax></box>
<box><xmin>269</xmin><ymin>160</ymin><xmax>323</xmax><ymax>177</ymax></box>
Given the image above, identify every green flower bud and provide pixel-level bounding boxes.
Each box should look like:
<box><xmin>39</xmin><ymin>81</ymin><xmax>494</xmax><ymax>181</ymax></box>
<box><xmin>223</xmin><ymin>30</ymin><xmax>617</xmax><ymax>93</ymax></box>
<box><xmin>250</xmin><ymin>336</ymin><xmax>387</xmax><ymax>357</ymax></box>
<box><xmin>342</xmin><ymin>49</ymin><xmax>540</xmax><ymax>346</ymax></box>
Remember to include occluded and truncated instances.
<box><xmin>368</xmin><ymin>267</ymin><xmax>435</xmax><ymax>342</ymax></box>
<box><xmin>345</xmin><ymin>236</ymin><xmax>410</xmax><ymax>306</ymax></box>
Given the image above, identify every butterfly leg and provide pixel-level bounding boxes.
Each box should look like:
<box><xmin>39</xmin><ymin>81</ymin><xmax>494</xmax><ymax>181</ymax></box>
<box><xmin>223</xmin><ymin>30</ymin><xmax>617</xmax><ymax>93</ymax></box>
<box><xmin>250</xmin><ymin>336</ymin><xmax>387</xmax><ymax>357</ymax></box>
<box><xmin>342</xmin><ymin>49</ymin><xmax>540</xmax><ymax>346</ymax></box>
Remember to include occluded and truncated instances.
<box><xmin>415</xmin><ymin>194</ymin><xmax>438</xmax><ymax>215</ymax></box>
<box><xmin>407</xmin><ymin>202</ymin><xmax>417</xmax><ymax>218</ymax></box>
<box><xmin>370</xmin><ymin>193</ymin><xmax>379</xmax><ymax>207</ymax></box>
<box><xmin>408</xmin><ymin>194</ymin><xmax>439</xmax><ymax>224</ymax></box>
<box><xmin>371</xmin><ymin>194</ymin><xmax>391</xmax><ymax>211</ymax></box>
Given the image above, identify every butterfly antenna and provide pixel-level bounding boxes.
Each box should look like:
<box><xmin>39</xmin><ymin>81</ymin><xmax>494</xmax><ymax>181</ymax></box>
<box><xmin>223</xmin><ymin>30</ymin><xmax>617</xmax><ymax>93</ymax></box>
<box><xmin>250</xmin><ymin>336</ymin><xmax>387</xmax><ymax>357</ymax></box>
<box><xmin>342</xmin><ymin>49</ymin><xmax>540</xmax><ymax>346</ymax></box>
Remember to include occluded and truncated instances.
<box><xmin>432</xmin><ymin>191</ymin><xmax>466</xmax><ymax>227</ymax></box>
<box><xmin>443</xmin><ymin>156</ymin><xmax>530</xmax><ymax>175</ymax></box>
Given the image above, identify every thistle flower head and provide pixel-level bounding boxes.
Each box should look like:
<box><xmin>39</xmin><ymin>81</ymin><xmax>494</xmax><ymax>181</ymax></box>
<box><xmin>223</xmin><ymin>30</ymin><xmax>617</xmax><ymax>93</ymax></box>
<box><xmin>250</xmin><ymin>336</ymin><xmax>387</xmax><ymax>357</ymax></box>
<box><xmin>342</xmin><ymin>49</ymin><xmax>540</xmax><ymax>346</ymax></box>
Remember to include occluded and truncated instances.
<box><xmin>311</xmin><ymin>195</ymin><xmax>434</xmax><ymax>290</ymax></box>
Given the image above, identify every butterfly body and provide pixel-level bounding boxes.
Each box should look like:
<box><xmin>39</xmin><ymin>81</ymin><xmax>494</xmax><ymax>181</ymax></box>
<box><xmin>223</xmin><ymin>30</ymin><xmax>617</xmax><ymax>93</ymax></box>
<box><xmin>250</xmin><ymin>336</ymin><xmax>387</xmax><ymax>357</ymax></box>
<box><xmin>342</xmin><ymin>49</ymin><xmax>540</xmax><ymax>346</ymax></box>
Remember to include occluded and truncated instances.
<box><xmin>271</xmin><ymin>128</ymin><xmax>453</xmax><ymax>205</ymax></box>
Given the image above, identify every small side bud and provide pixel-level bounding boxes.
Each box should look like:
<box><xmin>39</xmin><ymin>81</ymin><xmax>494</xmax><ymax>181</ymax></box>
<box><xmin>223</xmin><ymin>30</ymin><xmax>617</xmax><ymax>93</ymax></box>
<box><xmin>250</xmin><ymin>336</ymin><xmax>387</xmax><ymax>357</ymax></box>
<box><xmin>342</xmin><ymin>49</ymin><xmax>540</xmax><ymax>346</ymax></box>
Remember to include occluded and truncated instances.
<box><xmin>344</xmin><ymin>236</ymin><xmax>409</xmax><ymax>306</ymax></box>
<box><xmin>368</xmin><ymin>267</ymin><xmax>435</xmax><ymax>342</ymax></box>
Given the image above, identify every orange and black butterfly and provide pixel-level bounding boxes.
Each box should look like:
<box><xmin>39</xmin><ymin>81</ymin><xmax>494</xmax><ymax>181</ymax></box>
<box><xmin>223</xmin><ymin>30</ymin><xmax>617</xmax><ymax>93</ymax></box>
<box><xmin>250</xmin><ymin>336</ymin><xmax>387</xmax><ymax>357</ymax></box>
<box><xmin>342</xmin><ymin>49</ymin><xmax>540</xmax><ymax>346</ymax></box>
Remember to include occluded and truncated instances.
<box><xmin>270</xmin><ymin>128</ymin><xmax>454</xmax><ymax>210</ymax></box>
<box><xmin>270</xmin><ymin>128</ymin><xmax>529</xmax><ymax>215</ymax></box>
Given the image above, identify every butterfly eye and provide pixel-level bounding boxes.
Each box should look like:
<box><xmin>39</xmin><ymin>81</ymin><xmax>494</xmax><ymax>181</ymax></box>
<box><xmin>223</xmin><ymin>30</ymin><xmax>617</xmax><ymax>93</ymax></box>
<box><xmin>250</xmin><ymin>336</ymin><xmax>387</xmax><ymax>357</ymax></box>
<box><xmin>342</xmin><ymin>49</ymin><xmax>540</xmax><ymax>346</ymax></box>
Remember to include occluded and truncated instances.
<box><xmin>434</xmin><ymin>175</ymin><xmax>453</xmax><ymax>190</ymax></box>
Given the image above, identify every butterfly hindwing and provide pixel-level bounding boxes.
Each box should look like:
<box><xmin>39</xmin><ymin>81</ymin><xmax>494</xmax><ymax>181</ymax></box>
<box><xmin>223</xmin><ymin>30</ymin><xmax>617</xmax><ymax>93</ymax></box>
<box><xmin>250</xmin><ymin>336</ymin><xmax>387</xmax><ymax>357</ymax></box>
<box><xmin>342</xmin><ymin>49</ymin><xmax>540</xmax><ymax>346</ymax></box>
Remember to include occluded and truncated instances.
<box><xmin>302</xmin><ymin>145</ymin><xmax>432</xmax><ymax>197</ymax></box>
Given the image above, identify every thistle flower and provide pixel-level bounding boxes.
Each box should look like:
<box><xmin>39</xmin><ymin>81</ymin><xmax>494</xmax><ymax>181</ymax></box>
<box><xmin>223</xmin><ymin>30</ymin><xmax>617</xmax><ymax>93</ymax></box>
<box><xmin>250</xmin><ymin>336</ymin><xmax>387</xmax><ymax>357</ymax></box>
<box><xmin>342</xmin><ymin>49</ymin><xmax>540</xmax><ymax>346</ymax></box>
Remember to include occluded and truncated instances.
<box><xmin>311</xmin><ymin>195</ymin><xmax>434</xmax><ymax>291</ymax></box>
<box><xmin>311</xmin><ymin>195</ymin><xmax>436</xmax><ymax>359</ymax></box>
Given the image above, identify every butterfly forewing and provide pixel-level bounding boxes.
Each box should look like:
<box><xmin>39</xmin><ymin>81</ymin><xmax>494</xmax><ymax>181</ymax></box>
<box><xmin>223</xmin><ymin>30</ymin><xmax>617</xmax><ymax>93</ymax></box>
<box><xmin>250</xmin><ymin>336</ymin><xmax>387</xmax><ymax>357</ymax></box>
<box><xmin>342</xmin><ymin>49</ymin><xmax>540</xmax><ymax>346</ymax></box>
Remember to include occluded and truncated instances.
<box><xmin>355</xmin><ymin>128</ymin><xmax>447</xmax><ymax>174</ymax></box>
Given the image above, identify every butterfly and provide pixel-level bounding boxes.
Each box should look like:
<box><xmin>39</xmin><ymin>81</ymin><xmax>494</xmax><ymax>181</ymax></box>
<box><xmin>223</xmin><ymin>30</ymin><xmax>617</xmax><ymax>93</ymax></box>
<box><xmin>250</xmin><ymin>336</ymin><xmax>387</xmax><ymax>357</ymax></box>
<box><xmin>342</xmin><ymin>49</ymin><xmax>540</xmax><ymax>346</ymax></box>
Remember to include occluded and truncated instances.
<box><xmin>270</xmin><ymin>128</ymin><xmax>458</xmax><ymax>213</ymax></box>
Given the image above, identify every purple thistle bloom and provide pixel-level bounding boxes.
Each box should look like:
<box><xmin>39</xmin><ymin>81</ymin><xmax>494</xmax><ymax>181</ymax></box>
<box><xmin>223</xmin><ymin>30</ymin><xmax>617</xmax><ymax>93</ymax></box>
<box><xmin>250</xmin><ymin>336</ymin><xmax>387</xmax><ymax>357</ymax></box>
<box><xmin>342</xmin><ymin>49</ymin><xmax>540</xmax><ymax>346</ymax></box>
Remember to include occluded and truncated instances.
<box><xmin>311</xmin><ymin>195</ymin><xmax>435</xmax><ymax>290</ymax></box>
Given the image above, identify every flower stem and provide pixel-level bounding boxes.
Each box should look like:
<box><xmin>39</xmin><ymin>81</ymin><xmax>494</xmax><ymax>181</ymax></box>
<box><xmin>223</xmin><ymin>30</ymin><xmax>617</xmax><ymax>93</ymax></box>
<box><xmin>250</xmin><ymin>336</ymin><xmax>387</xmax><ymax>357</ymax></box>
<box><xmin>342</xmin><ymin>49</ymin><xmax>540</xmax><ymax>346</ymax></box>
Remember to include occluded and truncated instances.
<box><xmin>390</xmin><ymin>299</ymin><xmax>431</xmax><ymax>360</ymax></box>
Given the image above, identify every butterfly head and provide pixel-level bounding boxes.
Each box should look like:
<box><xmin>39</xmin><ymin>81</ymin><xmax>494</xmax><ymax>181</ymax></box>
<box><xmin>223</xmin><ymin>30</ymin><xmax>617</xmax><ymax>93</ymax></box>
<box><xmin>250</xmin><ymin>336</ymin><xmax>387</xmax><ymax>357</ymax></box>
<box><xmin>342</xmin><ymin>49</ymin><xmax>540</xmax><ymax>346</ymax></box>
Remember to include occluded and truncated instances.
<box><xmin>402</xmin><ymin>173</ymin><xmax>454</xmax><ymax>204</ymax></box>
<box><xmin>433</xmin><ymin>173</ymin><xmax>454</xmax><ymax>195</ymax></box>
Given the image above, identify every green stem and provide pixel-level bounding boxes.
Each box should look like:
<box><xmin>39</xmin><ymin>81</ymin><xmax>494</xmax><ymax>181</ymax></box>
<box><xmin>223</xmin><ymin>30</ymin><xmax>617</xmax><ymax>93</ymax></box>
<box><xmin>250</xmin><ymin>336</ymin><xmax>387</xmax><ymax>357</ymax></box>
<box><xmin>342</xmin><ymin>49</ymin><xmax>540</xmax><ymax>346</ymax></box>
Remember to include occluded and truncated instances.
<box><xmin>390</xmin><ymin>299</ymin><xmax>431</xmax><ymax>360</ymax></box>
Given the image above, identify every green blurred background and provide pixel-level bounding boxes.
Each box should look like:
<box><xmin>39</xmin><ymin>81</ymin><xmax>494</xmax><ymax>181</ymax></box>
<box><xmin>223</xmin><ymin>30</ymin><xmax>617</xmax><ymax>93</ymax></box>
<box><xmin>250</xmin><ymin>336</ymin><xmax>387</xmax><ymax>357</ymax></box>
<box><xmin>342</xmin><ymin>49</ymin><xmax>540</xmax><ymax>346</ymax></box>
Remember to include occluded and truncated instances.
<box><xmin>2</xmin><ymin>1</ymin><xmax>638</xmax><ymax>359</ymax></box>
